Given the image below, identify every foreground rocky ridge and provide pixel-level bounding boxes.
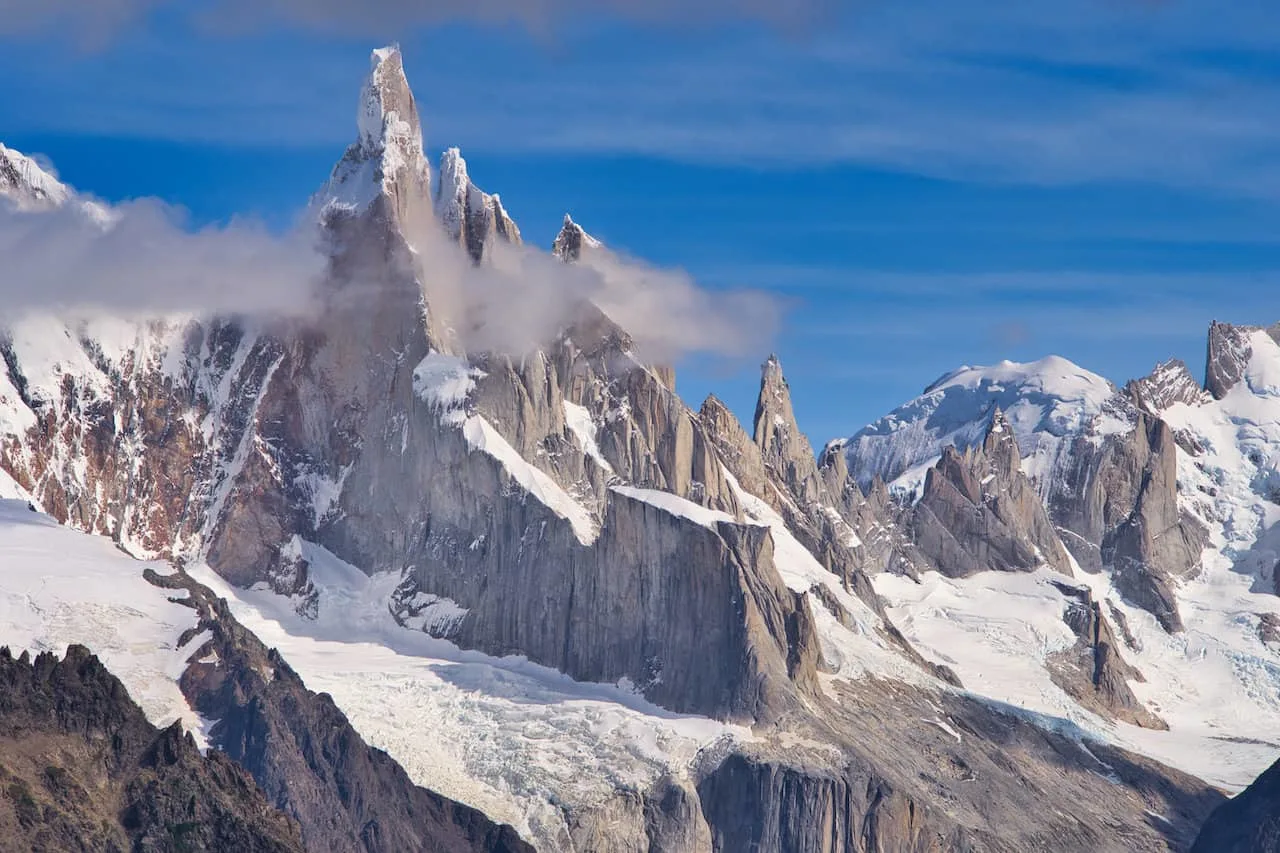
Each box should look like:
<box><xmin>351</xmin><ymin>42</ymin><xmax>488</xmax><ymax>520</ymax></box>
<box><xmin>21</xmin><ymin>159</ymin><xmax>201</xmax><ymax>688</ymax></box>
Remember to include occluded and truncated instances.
<box><xmin>0</xmin><ymin>45</ymin><xmax>1267</xmax><ymax>852</ymax></box>
<box><xmin>1194</xmin><ymin>754</ymin><xmax>1280</xmax><ymax>852</ymax></box>
<box><xmin>0</xmin><ymin>644</ymin><xmax>303</xmax><ymax>852</ymax></box>
<box><xmin>145</xmin><ymin>568</ymin><xmax>533</xmax><ymax>853</ymax></box>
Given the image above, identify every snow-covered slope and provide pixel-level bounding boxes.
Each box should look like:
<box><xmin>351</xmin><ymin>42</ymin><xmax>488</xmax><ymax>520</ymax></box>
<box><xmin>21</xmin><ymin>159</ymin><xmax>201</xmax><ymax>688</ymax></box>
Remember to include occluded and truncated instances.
<box><xmin>0</xmin><ymin>493</ymin><xmax>742</xmax><ymax>852</ymax></box>
<box><xmin>0</xmin><ymin>45</ymin><xmax>1250</xmax><ymax>852</ymax></box>
<box><xmin>876</xmin><ymin>563</ymin><xmax>1280</xmax><ymax>791</ymax></box>
<box><xmin>1160</xmin><ymin>327</ymin><xmax>1280</xmax><ymax>594</ymax></box>
<box><xmin>841</xmin><ymin>355</ymin><xmax>1132</xmax><ymax>497</ymax></box>
<box><xmin>186</xmin><ymin>541</ymin><xmax>743</xmax><ymax>851</ymax></box>
<box><xmin>0</xmin><ymin>499</ymin><xmax>211</xmax><ymax>743</ymax></box>
<box><xmin>841</xmin><ymin>322</ymin><xmax>1280</xmax><ymax>793</ymax></box>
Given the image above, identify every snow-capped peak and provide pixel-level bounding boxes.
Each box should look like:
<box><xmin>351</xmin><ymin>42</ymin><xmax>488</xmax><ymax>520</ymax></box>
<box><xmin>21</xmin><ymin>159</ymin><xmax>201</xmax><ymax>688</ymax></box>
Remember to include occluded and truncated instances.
<box><xmin>357</xmin><ymin>46</ymin><xmax>421</xmax><ymax>157</ymax></box>
<box><xmin>1126</xmin><ymin>358</ymin><xmax>1209</xmax><ymax>414</ymax></box>
<box><xmin>843</xmin><ymin>355</ymin><xmax>1131</xmax><ymax>494</ymax></box>
<box><xmin>552</xmin><ymin>214</ymin><xmax>603</xmax><ymax>263</ymax></box>
<box><xmin>433</xmin><ymin>147</ymin><xmax>521</xmax><ymax>261</ymax></box>
<box><xmin>433</xmin><ymin>147</ymin><xmax>471</xmax><ymax>222</ymax></box>
<box><xmin>0</xmin><ymin>143</ymin><xmax>71</xmax><ymax>209</ymax></box>
<box><xmin>316</xmin><ymin>46</ymin><xmax>431</xmax><ymax>218</ymax></box>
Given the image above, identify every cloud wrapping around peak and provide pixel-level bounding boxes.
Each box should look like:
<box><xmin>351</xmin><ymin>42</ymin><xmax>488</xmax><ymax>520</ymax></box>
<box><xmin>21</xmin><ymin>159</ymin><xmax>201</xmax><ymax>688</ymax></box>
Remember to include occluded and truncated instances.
<box><xmin>401</xmin><ymin>215</ymin><xmax>779</xmax><ymax>363</ymax></box>
<box><xmin>0</xmin><ymin>155</ymin><xmax>774</xmax><ymax>362</ymax></box>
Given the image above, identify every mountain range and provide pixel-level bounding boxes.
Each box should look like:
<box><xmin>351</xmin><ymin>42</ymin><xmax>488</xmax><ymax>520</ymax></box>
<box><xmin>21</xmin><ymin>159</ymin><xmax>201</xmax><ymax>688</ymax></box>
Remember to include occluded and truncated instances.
<box><xmin>1</xmin><ymin>46</ymin><xmax>1279</xmax><ymax>852</ymax></box>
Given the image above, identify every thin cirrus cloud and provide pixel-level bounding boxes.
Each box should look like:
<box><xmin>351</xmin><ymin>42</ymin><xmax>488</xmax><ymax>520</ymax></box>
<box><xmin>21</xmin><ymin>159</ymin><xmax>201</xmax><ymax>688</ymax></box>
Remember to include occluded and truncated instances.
<box><xmin>2</xmin><ymin>1</ymin><xmax>1279</xmax><ymax>198</ymax></box>
<box><xmin>0</xmin><ymin>0</ymin><xmax>833</xmax><ymax>41</ymax></box>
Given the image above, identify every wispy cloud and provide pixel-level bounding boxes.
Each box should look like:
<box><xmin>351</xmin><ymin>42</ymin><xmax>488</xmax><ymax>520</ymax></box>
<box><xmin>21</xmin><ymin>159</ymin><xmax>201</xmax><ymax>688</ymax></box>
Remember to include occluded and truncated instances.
<box><xmin>454</xmin><ymin>3</ymin><xmax>1280</xmax><ymax>195</ymax></box>
<box><xmin>0</xmin><ymin>0</ymin><xmax>831</xmax><ymax>43</ymax></box>
<box><xmin>6</xmin><ymin>1</ymin><xmax>1278</xmax><ymax>198</ymax></box>
<box><xmin>0</xmin><ymin>197</ymin><xmax>324</xmax><ymax>316</ymax></box>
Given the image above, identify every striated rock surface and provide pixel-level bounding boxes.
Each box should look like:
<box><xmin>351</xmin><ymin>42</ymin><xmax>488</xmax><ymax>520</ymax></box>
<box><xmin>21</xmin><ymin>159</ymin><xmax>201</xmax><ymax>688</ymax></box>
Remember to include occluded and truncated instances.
<box><xmin>1051</xmin><ymin>412</ymin><xmax>1205</xmax><ymax>632</ymax></box>
<box><xmin>0</xmin><ymin>644</ymin><xmax>303</xmax><ymax>853</ymax></box>
<box><xmin>1127</xmin><ymin>359</ymin><xmax>1209</xmax><ymax>414</ymax></box>
<box><xmin>755</xmin><ymin>354</ymin><xmax>825</xmax><ymax>505</ymax></box>
<box><xmin>911</xmin><ymin>409</ymin><xmax>1073</xmax><ymax>578</ymax></box>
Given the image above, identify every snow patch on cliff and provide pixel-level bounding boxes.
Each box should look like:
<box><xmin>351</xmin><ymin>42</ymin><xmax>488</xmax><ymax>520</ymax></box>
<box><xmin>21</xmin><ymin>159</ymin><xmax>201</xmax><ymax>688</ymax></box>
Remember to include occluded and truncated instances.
<box><xmin>563</xmin><ymin>400</ymin><xmax>613</xmax><ymax>474</ymax></box>
<box><xmin>414</xmin><ymin>352</ymin><xmax>482</xmax><ymax>424</ymax></box>
<box><xmin>463</xmin><ymin>415</ymin><xmax>598</xmax><ymax>544</ymax></box>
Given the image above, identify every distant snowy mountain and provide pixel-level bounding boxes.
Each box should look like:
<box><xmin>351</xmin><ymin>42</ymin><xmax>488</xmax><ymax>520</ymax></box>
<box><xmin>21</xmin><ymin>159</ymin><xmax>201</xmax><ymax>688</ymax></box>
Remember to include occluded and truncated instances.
<box><xmin>834</xmin><ymin>321</ymin><xmax>1280</xmax><ymax>803</ymax></box>
<box><xmin>839</xmin><ymin>355</ymin><xmax>1132</xmax><ymax>498</ymax></box>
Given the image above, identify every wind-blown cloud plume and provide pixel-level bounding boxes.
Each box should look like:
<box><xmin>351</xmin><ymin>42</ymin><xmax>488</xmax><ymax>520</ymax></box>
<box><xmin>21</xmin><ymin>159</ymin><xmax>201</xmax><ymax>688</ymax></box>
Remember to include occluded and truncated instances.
<box><xmin>0</xmin><ymin>198</ymin><xmax>325</xmax><ymax>316</ymax></box>
<box><xmin>405</xmin><ymin>218</ymin><xmax>779</xmax><ymax>362</ymax></box>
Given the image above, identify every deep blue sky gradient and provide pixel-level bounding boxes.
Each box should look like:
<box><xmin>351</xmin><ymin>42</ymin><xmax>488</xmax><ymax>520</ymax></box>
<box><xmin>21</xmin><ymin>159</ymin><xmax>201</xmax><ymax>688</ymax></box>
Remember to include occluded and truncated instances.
<box><xmin>3</xmin><ymin>4</ymin><xmax>1280</xmax><ymax>445</ymax></box>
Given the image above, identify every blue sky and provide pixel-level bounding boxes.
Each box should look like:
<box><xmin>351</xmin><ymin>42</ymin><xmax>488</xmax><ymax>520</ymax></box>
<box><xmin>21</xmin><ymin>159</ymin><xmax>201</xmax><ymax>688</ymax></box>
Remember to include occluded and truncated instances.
<box><xmin>2</xmin><ymin>1</ymin><xmax>1280</xmax><ymax>445</ymax></box>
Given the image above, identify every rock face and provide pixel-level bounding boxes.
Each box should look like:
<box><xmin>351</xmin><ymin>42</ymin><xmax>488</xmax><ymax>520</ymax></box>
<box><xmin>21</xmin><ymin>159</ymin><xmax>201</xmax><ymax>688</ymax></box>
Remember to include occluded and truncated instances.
<box><xmin>755</xmin><ymin>355</ymin><xmax>825</xmax><ymax>504</ymax></box>
<box><xmin>434</xmin><ymin>147</ymin><xmax>522</xmax><ymax>263</ymax></box>
<box><xmin>1047</xmin><ymin>580</ymin><xmax>1166</xmax><ymax>729</ymax></box>
<box><xmin>1050</xmin><ymin>411</ymin><xmax>1206</xmax><ymax>632</ymax></box>
<box><xmin>0</xmin><ymin>644</ymin><xmax>303</xmax><ymax>853</ymax></box>
<box><xmin>910</xmin><ymin>409</ymin><xmax>1073</xmax><ymax>578</ymax></box>
<box><xmin>551</xmin><ymin>214</ymin><xmax>603</xmax><ymax>263</ymax></box>
<box><xmin>147</xmin><ymin>569</ymin><xmax>534</xmax><ymax>853</ymax></box>
<box><xmin>836</xmin><ymin>353</ymin><xmax>1208</xmax><ymax>634</ymax></box>
<box><xmin>1127</xmin><ymin>358</ymin><xmax>1208</xmax><ymax>413</ymax></box>
<box><xmin>1193</xmin><ymin>756</ymin><xmax>1280</xmax><ymax>852</ymax></box>
<box><xmin>1204</xmin><ymin>320</ymin><xmax>1280</xmax><ymax>399</ymax></box>
<box><xmin>695</xmin><ymin>679</ymin><xmax>1221</xmax><ymax>853</ymax></box>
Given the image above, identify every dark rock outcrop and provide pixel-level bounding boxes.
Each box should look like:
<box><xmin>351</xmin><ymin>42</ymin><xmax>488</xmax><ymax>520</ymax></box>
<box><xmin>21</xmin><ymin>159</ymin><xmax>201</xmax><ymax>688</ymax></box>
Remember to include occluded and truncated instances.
<box><xmin>434</xmin><ymin>147</ymin><xmax>522</xmax><ymax>263</ymax></box>
<box><xmin>1192</xmin><ymin>755</ymin><xmax>1280</xmax><ymax>852</ymax></box>
<box><xmin>1047</xmin><ymin>581</ymin><xmax>1166</xmax><ymax>729</ymax></box>
<box><xmin>1204</xmin><ymin>320</ymin><xmax>1280</xmax><ymax>400</ymax></box>
<box><xmin>0</xmin><ymin>644</ymin><xmax>303</xmax><ymax>853</ymax></box>
<box><xmin>552</xmin><ymin>214</ymin><xmax>602</xmax><ymax>263</ymax></box>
